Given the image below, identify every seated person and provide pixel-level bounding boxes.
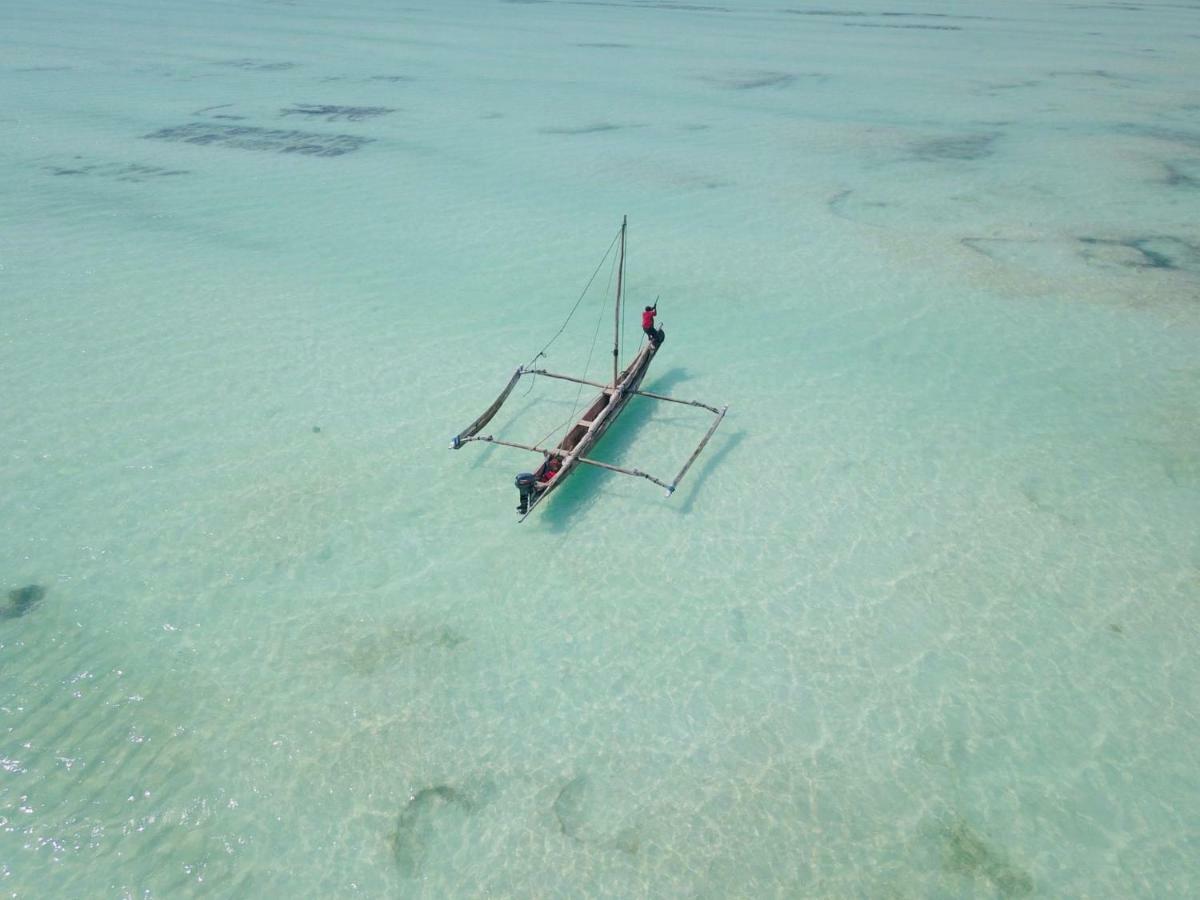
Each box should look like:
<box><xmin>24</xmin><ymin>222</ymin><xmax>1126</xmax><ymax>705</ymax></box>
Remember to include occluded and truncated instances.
<box><xmin>539</xmin><ymin>455</ymin><xmax>562</xmax><ymax>486</ymax></box>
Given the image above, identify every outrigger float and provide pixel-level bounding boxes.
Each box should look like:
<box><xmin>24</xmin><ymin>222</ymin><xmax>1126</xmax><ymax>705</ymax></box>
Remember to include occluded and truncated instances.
<box><xmin>450</xmin><ymin>217</ymin><xmax>727</xmax><ymax>520</ymax></box>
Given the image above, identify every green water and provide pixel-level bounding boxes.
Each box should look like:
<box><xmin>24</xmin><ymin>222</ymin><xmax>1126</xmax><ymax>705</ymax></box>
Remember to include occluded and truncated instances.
<box><xmin>2</xmin><ymin>0</ymin><xmax>1198</xmax><ymax>895</ymax></box>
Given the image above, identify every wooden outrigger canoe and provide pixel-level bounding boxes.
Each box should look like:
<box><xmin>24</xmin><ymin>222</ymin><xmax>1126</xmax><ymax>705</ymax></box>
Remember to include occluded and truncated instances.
<box><xmin>449</xmin><ymin>217</ymin><xmax>727</xmax><ymax>520</ymax></box>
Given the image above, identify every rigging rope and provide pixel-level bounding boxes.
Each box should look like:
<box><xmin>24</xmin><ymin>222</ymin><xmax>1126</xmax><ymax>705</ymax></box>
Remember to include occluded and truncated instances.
<box><xmin>524</xmin><ymin>227</ymin><xmax>622</xmax><ymax>370</ymax></box>
<box><xmin>533</xmin><ymin>245</ymin><xmax>618</xmax><ymax>449</ymax></box>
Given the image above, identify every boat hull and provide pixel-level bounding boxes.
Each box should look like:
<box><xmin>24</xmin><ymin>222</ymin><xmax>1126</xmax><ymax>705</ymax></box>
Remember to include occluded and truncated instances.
<box><xmin>521</xmin><ymin>339</ymin><xmax>660</xmax><ymax>519</ymax></box>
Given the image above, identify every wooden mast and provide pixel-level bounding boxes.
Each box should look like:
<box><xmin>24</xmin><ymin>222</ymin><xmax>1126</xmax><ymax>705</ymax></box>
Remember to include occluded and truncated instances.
<box><xmin>613</xmin><ymin>215</ymin><xmax>626</xmax><ymax>387</ymax></box>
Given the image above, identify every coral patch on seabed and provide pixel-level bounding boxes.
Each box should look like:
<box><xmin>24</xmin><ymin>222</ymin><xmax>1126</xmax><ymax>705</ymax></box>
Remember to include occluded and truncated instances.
<box><xmin>957</xmin><ymin>232</ymin><xmax>1200</xmax><ymax>296</ymax></box>
<box><xmin>911</xmin><ymin>132</ymin><xmax>998</xmax><ymax>161</ymax></box>
<box><xmin>279</xmin><ymin>105</ymin><xmax>396</xmax><ymax>122</ymax></box>
<box><xmin>844</xmin><ymin>22</ymin><xmax>964</xmax><ymax>30</ymax></box>
<box><xmin>783</xmin><ymin>9</ymin><xmax>991</xmax><ymax>19</ymax></box>
<box><xmin>723</xmin><ymin>72</ymin><xmax>797</xmax><ymax>89</ymax></box>
<box><xmin>213</xmin><ymin>58</ymin><xmax>297</xmax><ymax>71</ymax></box>
<box><xmin>392</xmin><ymin>782</ymin><xmax>493</xmax><ymax>877</ymax></box>
<box><xmin>44</xmin><ymin>160</ymin><xmax>188</xmax><ymax>182</ymax></box>
<box><xmin>1115</xmin><ymin>123</ymin><xmax>1200</xmax><ymax>150</ymax></box>
<box><xmin>539</xmin><ymin>122</ymin><xmax>636</xmax><ymax>135</ymax></box>
<box><xmin>144</xmin><ymin>123</ymin><xmax>373</xmax><ymax>157</ymax></box>
<box><xmin>4</xmin><ymin>585</ymin><xmax>46</xmax><ymax>619</ymax></box>
<box><xmin>827</xmin><ymin>188</ymin><xmax>891</xmax><ymax>226</ymax></box>
<box><xmin>1160</xmin><ymin>162</ymin><xmax>1199</xmax><ymax>188</ymax></box>
<box><xmin>341</xmin><ymin>624</ymin><xmax>467</xmax><ymax>676</ymax></box>
<box><xmin>570</xmin><ymin>1</ymin><xmax>729</xmax><ymax>10</ymax></box>
<box><xmin>552</xmin><ymin>774</ymin><xmax>640</xmax><ymax>854</ymax></box>
<box><xmin>700</xmin><ymin>71</ymin><xmax>826</xmax><ymax>90</ymax></box>
<box><xmin>942</xmin><ymin>819</ymin><xmax>1034</xmax><ymax>897</ymax></box>
<box><xmin>1077</xmin><ymin>235</ymin><xmax>1200</xmax><ymax>272</ymax></box>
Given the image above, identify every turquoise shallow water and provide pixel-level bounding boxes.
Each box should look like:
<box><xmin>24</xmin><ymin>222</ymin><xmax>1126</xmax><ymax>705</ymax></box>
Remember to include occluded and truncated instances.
<box><xmin>2</xmin><ymin>0</ymin><xmax>1199</xmax><ymax>895</ymax></box>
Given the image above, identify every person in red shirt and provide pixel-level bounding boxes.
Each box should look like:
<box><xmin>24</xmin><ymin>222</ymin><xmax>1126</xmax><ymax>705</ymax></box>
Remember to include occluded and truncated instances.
<box><xmin>539</xmin><ymin>455</ymin><xmax>562</xmax><ymax>486</ymax></box>
<box><xmin>642</xmin><ymin>302</ymin><xmax>662</xmax><ymax>346</ymax></box>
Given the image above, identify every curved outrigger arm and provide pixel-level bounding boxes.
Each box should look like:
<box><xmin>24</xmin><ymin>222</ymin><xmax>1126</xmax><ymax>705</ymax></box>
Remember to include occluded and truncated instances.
<box><xmin>664</xmin><ymin>404</ymin><xmax>727</xmax><ymax>495</ymax></box>
<box><xmin>449</xmin><ymin>367</ymin><xmax>524</xmax><ymax>449</ymax></box>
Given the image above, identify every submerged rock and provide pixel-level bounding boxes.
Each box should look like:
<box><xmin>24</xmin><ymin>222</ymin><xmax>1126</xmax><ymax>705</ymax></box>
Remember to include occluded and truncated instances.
<box><xmin>5</xmin><ymin>584</ymin><xmax>46</xmax><ymax>618</ymax></box>
<box><xmin>943</xmin><ymin>818</ymin><xmax>1034</xmax><ymax>896</ymax></box>
<box><xmin>392</xmin><ymin>783</ymin><xmax>491</xmax><ymax>877</ymax></box>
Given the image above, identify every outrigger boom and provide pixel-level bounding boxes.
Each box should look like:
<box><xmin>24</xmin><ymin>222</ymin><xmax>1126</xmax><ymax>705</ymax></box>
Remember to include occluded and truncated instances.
<box><xmin>457</xmin><ymin>434</ymin><xmax>676</xmax><ymax>492</ymax></box>
<box><xmin>449</xmin><ymin>217</ymin><xmax>727</xmax><ymax>518</ymax></box>
<box><xmin>453</xmin><ymin>391</ymin><xmax>728</xmax><ymax>497</ymax></box>
<box><xmin>523</xmin><ymin>368</ymin><xmax>725</xmax><ymax>416</ymax></box>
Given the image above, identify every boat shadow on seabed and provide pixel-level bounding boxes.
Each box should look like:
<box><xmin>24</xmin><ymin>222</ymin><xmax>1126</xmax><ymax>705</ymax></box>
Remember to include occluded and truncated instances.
<box><xmin>535</xmin><ymin>366</ymin><xmax>705</xmax><ymax>533</ymax></box>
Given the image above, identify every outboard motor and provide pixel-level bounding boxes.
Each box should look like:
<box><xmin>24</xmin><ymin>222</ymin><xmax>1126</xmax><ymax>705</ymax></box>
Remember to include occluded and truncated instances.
<box><xmin>515</xmin><ymin>472</ymin><xmax>538</xmax><ymax>515</ymax></box>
